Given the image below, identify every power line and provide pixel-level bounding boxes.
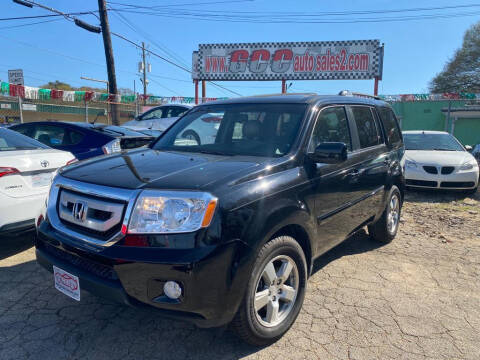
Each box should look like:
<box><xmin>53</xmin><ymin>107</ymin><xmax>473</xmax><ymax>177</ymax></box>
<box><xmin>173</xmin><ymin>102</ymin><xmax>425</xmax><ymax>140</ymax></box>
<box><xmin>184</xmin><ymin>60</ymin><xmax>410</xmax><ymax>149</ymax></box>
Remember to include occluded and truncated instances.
<box><xmin>0</xmin><ymin>12</ymin><xmax>97</xmax><ymax>21</ymax></box>
<box><xmin>108</xmin><ymin>0</ymin><xmax>254</xmax><ymax>9</ymax></box>
<box><xmin>0</xmin><ymin>18</ymin><xmax>63</xmax><ymax>29</ymax></box>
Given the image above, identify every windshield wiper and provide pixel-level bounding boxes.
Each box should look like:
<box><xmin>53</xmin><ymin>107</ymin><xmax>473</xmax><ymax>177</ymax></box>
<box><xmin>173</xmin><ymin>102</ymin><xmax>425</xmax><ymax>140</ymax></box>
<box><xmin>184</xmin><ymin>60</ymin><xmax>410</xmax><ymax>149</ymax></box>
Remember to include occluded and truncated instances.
<box><xmin>433</xmin><ymin>148</ymin><xmax>456</xmax><ymax>151</ymax></box>
<box><xmin>195</xmin><ymin>149</ymin><xmax>234</xmax><ymax>156</ymax></box>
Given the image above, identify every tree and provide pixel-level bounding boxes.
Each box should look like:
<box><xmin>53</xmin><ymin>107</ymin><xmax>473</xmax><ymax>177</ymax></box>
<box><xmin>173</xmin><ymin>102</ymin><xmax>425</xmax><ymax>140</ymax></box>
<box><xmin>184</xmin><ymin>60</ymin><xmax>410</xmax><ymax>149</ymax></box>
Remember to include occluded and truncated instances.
<box><xmin>430</xmin><ymin>22</ymin><xmax>480</xmax><ymax>93</ymax></box>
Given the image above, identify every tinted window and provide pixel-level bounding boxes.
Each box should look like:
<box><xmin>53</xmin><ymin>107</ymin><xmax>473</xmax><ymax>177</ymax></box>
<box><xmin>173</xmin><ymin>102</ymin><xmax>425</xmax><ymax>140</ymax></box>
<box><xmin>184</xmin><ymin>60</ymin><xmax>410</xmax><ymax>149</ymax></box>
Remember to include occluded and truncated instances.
<box><xmin>32</xmin><ymin>125</ymin><xmax>67</xmax><ymax>146</ymax></box>
<box><xmin>32</xmin><ymin>125</ymin><xmax>83</xmax><ymax>146</ymax></box>
<box><xmin>168</xmin><ymin>106</ymin><xmax>188</xmax><ymax>118</ymax></box>
<box><xmin>378</xmin><ymin>107</ymin><xmax>402</xmax><ymax>146</ymax></box>
<box><xmin>308</xmin><ymin>106</ymin><xmax>351</xmax><ymax>152</ymax></box>
<box><xmin>403</xmin><ymin>133</ymin><xmax>464</xmax><ymax>151</ymax></box>
<box><xmin>10</xmin><ymin>124</ymin><xmax>33</xmax><ymax>137</ymax></box>
<box><xmin>140</xmin><ymin>108</ymin><xmax>164</xmax><ymax>120</ymax></box>
<box><xmin>0</xmin><ymin>128</ymin><xmax>48</xmax><ymax>151</ymax></box>
<box><xmin>155</xmin><ymin>104</ymin><xmax>307</xmax><ymax>157</ymax></box>
<box><xmin>351</xmin><ymin>106</ymin><xmax>381</xmax><ymax>149</ymax></box>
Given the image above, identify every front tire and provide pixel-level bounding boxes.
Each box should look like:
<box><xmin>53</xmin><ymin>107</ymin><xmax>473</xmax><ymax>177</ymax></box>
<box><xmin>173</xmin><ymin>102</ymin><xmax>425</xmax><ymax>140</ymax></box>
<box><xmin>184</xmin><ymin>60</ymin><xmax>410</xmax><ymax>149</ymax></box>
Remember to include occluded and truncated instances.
<box><xmin>368</xmin><ymin>185</ymin><xmax>402</xmax><ymax>243</ymax></box>
<box><xmin>231</xmin><ymin>236</ymin><xmax>307</xmax><ymax>346</ymax></box>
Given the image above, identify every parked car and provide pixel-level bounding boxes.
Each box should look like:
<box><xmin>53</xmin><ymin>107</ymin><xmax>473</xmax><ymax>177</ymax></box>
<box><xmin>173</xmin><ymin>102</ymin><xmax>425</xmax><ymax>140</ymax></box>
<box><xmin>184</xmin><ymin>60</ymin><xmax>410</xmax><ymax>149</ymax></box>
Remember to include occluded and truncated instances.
<box><xmin>123</xmin><ymin>104</ymin><xmax>191</xmax><ymax>131</ymax></box>
<box><xmin>36</xmin><ymin>93</ymin><xmax>404</xmax><ymax>345</ymax></box>
<box><xmin>403</xmin><ymin>131</ymin><xmax>479</xmax><ymax>193</ymax></box>
<box><xmin>0</xmin><ymin>128</ymin><xmax>75</xmax><ymax>236</ymax></box>
<box><xmin>9</xmin><ymin>122</ymin><xmax>154</xmax><ymax>160</ymax></box>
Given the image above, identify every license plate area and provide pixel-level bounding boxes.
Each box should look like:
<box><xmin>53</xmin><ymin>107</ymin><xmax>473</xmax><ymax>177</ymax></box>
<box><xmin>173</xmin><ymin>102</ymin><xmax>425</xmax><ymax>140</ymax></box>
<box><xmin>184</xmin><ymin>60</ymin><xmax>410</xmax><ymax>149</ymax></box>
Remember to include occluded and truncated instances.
<box><xmin>31</xmin><ymin>172</ymin><xmax>53</xmax><ymax>187</ymax></box>
<box><xmin>53</xmin><ymin>265</ymin><xmax>80</xmax><ymax>301</ymax></box>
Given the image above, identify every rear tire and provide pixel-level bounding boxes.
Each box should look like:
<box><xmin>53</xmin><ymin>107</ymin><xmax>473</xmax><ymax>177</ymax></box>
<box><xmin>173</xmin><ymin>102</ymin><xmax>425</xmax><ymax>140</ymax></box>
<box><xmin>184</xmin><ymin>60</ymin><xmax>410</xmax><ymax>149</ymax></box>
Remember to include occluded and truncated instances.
<box><xmin>231</xmin><ymin>236</ymin><xmax>307</xmax><ymax>346</ymax></box>
<box><xmin>368</xmin><ymin>185</ymin><xmax>402</xmax><ymax>243</ymax></box>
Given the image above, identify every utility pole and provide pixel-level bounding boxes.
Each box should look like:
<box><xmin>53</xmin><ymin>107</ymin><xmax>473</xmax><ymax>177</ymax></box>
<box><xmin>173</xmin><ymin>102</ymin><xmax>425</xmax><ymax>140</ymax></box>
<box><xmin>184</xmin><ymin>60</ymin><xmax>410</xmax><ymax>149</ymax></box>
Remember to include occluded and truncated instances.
<box><xmin>142</xmin><ymin>42</ymin><xmax>147</xmax><ymax>106</ymax></box>
<box><xmin>98</xmin><ymin>0</ymin><xmax>119</xmax><ymax>125</ymax></box>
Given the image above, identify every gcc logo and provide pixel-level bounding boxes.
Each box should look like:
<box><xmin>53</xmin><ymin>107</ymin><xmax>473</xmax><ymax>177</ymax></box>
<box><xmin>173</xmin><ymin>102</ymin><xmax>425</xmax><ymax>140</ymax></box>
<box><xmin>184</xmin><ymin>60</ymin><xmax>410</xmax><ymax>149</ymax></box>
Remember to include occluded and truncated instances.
<box><xmin>229</xmin><ymin>49</ymin><xmax>293</xmax><ymax>73</ymax></box>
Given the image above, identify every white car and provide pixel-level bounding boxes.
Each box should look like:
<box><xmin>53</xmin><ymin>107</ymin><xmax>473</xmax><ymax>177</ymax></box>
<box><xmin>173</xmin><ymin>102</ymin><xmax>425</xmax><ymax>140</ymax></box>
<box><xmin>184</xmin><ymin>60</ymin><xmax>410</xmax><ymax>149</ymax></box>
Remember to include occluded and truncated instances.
<box><xmin>0</xmin><ymin>128</ymin><xmax>75</xmax><ymax>236</ymax></box>
<box><xmin>123</xmin><ymin>104</ymin><xmax>191</xmax><ymax>132</ymax></box>
<box><xmin>403</xmin><ymin>131</ymin><xmax>479</xmax><ymax>193</ymax></box>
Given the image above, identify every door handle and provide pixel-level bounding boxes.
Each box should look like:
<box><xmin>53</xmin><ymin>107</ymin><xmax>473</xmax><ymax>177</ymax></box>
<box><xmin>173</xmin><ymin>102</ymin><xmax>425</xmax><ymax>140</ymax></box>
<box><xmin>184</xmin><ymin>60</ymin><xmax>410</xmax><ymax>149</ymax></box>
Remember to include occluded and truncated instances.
<box><xmin>348</xmin><ymin>169</ymin><xmax>360</xmax><ymax>176</ymax></box>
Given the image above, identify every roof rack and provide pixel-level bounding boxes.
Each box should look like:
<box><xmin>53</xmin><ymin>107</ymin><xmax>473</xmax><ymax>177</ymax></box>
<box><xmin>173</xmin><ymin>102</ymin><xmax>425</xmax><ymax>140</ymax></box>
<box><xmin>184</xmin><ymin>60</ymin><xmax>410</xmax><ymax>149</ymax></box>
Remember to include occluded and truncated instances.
<box><xmin>338</xmin><ymin>90</ymin><xmax>381</xmax><ymax>100</ymax></box>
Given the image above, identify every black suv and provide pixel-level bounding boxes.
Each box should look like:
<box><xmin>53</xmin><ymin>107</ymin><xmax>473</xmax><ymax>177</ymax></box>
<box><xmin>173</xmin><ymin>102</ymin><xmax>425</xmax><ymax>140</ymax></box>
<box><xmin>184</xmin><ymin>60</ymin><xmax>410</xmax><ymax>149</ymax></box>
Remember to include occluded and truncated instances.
<box><xmin>36</xmin><ymin>93</ymin><xmax>404</xmax><ymax>345</ymax></box>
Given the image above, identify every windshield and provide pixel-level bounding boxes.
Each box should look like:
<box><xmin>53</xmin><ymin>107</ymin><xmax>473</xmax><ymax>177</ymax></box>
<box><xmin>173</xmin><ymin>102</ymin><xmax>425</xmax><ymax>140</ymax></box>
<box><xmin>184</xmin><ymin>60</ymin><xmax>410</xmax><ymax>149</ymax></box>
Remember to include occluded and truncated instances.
<box><xmin>153</xmin><ymin>103</ymin><xmax>308</xmax><ymax>157</ymax></box>
<box><xmin>403</xmin><ymin>132</ymin><xmax>464</xmax><ymax>151</ymax></box>
<box><xmin>0</xmin><ymin>128</ymin><xmax>49</xmax><ymax>151</ymax></box>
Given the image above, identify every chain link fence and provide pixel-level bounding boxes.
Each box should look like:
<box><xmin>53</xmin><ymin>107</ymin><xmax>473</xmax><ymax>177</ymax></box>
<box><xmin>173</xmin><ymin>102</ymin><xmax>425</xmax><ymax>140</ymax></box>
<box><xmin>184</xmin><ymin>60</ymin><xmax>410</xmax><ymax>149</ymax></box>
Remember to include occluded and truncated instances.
<box><xmin>0</xmin><ymin>95</ymin><xmax>140</xmax><ymax>126</ymax></box>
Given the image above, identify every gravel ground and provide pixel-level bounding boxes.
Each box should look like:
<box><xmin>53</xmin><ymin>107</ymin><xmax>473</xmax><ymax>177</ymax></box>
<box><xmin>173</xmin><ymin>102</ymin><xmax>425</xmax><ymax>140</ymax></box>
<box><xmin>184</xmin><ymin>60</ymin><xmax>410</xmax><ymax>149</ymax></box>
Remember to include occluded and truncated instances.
<box><xmin>0</xmin><ymin>189</ymin><xmax>479</xmax><ymax>360</ymax></box>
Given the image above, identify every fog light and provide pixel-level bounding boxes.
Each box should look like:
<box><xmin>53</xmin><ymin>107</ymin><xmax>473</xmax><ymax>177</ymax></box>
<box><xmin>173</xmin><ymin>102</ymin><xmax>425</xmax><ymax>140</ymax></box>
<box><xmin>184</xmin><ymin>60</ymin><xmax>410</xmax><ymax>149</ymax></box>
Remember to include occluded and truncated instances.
<box><xmin>163</xmin><ymin>281</ymin><xmax>182</xmax><ymax>299</ymax></box>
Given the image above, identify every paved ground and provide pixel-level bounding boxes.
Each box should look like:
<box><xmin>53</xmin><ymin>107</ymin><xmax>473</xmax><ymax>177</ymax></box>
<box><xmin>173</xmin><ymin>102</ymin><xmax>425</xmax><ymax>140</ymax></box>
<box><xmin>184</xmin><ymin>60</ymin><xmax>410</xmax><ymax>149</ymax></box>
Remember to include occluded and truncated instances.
<box><xmin>1</xmin><ymin>189</ymin><xmax>479</xmax><ymax>360</ymax></box>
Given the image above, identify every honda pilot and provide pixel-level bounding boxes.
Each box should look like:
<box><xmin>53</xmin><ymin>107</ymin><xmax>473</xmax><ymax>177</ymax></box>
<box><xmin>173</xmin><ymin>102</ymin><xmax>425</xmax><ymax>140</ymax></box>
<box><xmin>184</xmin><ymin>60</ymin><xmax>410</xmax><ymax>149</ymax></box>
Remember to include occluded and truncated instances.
<box><xmin>36</xmin><ymin>93</ymin><xmax>405</xmax><ymax>345</ymax></box>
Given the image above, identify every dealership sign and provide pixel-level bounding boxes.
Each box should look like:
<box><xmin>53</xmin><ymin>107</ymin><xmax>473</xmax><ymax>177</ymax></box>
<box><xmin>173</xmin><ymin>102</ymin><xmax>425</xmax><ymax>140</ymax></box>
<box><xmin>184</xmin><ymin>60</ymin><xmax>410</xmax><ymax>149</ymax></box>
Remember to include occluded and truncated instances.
<box><xmin>193</xmin><ymin>40</ymin><xmax>383</xmax><ymax>81</ymax></box>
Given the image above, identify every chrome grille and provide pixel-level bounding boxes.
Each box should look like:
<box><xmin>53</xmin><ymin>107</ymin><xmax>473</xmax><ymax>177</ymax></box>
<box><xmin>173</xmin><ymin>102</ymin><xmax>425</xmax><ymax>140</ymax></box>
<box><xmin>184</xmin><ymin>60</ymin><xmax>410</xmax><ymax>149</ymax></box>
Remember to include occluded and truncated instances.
<box><xmin>48</xmin><ymin>175</ymin><xmax>140</xmax><ymax>248</ymax></box>
<box><xmin>58</xmin><ymin>190</ymin><xmax>124</xmax><ymax>233</ymax></box>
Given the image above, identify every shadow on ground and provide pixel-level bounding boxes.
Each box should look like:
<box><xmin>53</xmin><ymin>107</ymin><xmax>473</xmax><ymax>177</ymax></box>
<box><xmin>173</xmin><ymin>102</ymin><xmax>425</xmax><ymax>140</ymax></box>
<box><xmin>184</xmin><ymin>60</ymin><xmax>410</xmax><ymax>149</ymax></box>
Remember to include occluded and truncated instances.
<box><xmin>311</xmin><ymin>229</ymin><xmax>385</xmax><ymax>275</ymax></box>
<box><xmin>0</xmin><ymin>231</ymin><xmax>35</xmax><ymax>260</ymax></box>
<box><xmin>0</xmin><ymin>230</ymin><xmax>389</xmax><ymax>359</ymax></box>
<box><xmin>404</xmin><ymin>187</ymin><xmax>479</xmax><ymax>204</ymax></box>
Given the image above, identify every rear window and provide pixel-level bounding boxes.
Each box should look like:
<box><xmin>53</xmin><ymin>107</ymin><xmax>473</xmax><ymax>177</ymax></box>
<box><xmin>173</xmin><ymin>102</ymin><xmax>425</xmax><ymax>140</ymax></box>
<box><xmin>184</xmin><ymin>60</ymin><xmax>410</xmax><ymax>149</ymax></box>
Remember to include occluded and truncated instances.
<box><xmin>0</xmin><ymin>128</ymin><xmax>49</xmax><ymax>151</ymax></box>
<box><xmin>378</xmin><ymin>107</ymin><xmax>402</xmax><ymax>146</ymax></box>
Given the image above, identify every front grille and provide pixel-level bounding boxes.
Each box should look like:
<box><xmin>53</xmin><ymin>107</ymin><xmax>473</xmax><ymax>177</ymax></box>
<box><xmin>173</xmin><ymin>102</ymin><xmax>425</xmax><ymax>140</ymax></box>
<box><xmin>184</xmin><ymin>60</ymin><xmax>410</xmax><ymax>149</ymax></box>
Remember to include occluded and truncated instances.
<box><xmin>406</xmin><ymin>179</ymin><xmax>438</xmax><ymax>187</ymax></box>
<box><xmin>57</xmin><ymin>188</ymin><xmax>126</xmax><ymax>241</ymax></box>
<box><xmin>440</xmin><ymin>181</ymin><xmax>475</xmax><ymax>188</ymax></box>
<box><xmin>423</xmin><ymin>166</ymin><xmax>438</xmax><ymax>174</ymax></box>
<box><xmin>42</xmin><ymin>241</ymin><xmax>118</xmax><ymax>281</ymax></box>
<box><xmin>441</xmin><ymin>166</ymin><xmax>455</xmax><ymax>175</ymax></box>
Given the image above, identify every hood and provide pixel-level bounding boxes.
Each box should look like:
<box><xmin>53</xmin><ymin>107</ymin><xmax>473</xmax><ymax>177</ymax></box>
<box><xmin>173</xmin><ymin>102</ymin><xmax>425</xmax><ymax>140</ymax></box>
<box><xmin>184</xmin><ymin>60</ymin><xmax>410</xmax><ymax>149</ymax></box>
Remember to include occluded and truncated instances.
<box><xmin>61</xmin><ymin>148</ymin><xmax>264</xmax><ymax>190</ymax></box>
<box><xmin>405</xmin><ymin>150</ymin><xmax>475</xmax><ymax>166</ymax></box>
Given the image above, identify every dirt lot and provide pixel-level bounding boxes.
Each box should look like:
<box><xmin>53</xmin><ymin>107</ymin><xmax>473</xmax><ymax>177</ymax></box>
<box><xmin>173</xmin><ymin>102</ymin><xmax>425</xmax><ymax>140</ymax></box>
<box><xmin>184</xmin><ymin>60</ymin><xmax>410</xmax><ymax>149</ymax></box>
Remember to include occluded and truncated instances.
<box><xmin>1</xmin><ymin>189</ymin><xmax>479</xmax><ymax>360</ymax></box>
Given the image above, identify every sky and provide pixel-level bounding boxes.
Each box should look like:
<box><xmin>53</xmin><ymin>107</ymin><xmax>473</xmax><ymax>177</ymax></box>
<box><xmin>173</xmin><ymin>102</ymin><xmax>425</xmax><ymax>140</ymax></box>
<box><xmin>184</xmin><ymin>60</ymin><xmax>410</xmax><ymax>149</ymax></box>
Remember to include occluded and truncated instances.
<box><xmin>0</xmin><ymin>0</ymin><xmax>478</xmax><ymax>98</ymax></box>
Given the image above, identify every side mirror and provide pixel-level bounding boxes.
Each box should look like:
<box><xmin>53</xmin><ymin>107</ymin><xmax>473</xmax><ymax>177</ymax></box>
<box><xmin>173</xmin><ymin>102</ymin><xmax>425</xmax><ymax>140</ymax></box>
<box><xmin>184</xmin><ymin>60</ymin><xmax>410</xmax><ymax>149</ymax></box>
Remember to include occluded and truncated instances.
<box><xmin>465</xmin><ymin>145</ymin><xmax>472</xmax><ymax>152</ymax></box>
<box><xmin>309</xmin><ymin>142</ymin><xmax>348</xmax><ymax>164</ymax></box>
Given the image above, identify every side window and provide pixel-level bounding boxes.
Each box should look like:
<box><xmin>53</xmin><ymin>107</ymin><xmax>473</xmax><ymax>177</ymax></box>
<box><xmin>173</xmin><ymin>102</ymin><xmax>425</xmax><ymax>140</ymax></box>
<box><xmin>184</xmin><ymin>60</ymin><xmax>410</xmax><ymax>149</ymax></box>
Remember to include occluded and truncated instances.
<box><xmin>168</xmin><ymin>106</ymin><xmax>188</xmax><ymax>118</ymax></box>
<box><xmin>140</xmin><ymin>108</ymin><xmax>163</xmax><ymax>120</ymax></box>
<box><xmin>68</xmin><ymin>129</ymin><xmax>84</xmax><ymax>145</ymax></box>
<box><xmin>33</xmin><ymin>125</ymin><xmax>67</xmax><ymax>146</ymax></box>
<box><xmin>308</xmin><ymin>106</ymin><xmax>351</xmax><ymax>152</ymax></box>
<box><xmin>351</xmin><ymin>106</ymin><xmax>381</xmax><ymax>149</ymax></box>
<box><xmin>11</xmin><ymin>124</ymin><xmax>33</xmax><ymax>137</ymax></box>
<box><xmin>377</xmin><ymin>107</ymin><xmax>402</xmax><ymax>146</ymax></box>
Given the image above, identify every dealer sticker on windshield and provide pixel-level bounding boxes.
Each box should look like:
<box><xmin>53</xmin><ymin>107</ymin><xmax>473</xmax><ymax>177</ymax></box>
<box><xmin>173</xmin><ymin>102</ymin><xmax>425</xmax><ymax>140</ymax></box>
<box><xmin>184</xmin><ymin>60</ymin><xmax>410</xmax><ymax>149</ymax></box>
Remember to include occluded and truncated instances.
<box><xmin>53</xmin><ymin>266</ymin><xmax>80</xmax><ymax>301</ymax></box>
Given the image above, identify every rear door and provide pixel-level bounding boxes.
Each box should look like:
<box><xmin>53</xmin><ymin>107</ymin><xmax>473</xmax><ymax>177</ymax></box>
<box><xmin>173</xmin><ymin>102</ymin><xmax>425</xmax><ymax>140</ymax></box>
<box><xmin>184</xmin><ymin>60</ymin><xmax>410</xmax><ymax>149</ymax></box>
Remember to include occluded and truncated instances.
<box><xmin>346</xmin><ymin>105</ymin><xmax>389</xmax><ymax>222</ymax></box>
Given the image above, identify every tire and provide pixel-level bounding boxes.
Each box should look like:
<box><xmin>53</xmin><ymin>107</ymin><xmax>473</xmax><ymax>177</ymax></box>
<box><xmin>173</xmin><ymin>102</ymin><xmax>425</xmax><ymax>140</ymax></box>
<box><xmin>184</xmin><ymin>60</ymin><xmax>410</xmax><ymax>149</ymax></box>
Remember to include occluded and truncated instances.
<box><xmin>231</xmin><ymin>236</ymin><xmax>307</xmax><ymax>346</ymax></box>
<box><xmin>368</xmin><ymin>185</ymin><xmax>402</xmax><ymax>243</ymax></box>
<box><xmin>181</xmin><ymin>130</ymin><xmax>201</xmax><ymax>145</ymax></box>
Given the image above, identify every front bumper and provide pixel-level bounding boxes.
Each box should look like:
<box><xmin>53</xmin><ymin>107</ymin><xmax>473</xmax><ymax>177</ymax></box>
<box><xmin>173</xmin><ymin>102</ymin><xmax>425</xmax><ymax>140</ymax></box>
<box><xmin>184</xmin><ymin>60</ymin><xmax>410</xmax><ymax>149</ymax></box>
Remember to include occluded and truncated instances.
<box><xmin>36</xmin><ymin>220</ymin><xmax>251</xmax><ymax>328</ymax></box>
<box><xmin>405</xmin><ymin>166</ymin><xmax>479</xmax><ymax>189</ymax></box>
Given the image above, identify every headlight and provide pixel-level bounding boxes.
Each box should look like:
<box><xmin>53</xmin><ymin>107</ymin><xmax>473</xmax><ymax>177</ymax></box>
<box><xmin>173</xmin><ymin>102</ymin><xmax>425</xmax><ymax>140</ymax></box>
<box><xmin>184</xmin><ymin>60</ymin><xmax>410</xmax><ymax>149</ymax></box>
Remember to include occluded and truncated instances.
<box><xmin>405</xmin><ymin>159</ymin><xmax>417</xmax><ymax>169</ymax></box>
<box><xmin>460</xmin><ymin>160</ymin><xmax>476</xmax><ymax>170</ymax></box>
<box><xmin>102</xmin><ymin>139</ymin><xmax>121</xmax><ymax>154</ymax></box>
<box><xmin>128</xmin><ymin>191</ymin><xmax>217</xmax><ymax>234</ymax></box>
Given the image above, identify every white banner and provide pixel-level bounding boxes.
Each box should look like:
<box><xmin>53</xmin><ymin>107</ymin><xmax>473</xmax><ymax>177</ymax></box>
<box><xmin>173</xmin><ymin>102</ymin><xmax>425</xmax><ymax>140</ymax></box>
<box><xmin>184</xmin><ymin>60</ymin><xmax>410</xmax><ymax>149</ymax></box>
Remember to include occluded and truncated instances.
<box><xmin>194</xmin><ymin>40</ymin><xmax>383</xmax><ymax>81</ymax></box>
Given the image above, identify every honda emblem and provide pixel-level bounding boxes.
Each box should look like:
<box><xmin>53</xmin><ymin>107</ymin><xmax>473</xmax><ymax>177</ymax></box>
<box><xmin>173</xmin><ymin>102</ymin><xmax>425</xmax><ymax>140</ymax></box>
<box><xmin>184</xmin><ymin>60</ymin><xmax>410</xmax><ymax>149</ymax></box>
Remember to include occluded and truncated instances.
<box><xmin>72</xmin><ymin>201</ymin><xmax>88</xmax><ymax>222</ymax></box>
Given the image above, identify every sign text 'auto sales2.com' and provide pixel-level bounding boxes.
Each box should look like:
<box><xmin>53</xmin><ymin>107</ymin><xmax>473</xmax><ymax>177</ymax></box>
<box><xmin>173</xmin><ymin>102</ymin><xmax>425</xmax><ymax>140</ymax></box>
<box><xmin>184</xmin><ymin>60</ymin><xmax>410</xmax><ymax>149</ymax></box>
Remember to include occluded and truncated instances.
<box><xmin>193</xmin><ymin>40</ymin><xmax>383</xmax><ymax>81</ymax></box>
